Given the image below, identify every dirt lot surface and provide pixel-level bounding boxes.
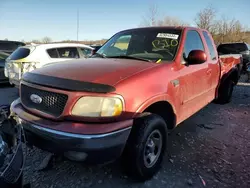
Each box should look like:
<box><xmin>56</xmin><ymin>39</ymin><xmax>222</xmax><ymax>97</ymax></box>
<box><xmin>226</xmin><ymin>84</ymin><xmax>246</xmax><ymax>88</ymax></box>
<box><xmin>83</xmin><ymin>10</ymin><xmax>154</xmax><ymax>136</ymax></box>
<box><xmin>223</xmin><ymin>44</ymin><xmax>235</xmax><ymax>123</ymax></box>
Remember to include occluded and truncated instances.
<box><xmin>0</xmin><ymin>75</ymin><xmax>249</xmax><ymax>188</ymax></box>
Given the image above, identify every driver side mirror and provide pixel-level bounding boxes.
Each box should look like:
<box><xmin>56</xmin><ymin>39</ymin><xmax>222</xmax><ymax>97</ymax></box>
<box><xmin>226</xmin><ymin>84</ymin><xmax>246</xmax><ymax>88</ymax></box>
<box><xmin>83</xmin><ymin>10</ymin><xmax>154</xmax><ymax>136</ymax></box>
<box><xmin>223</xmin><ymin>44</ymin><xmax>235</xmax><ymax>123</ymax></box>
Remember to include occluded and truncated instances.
<box><xmin>186</xmin><ymin>50</ymin><xmax>207</xmax><ymax>65</ymax></box>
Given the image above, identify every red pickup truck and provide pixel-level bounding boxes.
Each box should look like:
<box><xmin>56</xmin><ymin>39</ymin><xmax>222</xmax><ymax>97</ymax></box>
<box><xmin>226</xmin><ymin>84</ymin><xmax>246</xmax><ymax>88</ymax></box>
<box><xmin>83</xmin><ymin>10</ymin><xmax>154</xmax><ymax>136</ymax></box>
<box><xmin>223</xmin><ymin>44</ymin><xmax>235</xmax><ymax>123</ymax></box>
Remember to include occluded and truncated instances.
<box><xmin>11</xmin><ymin>26</ymin><xmax>241</xmax><ymax>180</ymax></box>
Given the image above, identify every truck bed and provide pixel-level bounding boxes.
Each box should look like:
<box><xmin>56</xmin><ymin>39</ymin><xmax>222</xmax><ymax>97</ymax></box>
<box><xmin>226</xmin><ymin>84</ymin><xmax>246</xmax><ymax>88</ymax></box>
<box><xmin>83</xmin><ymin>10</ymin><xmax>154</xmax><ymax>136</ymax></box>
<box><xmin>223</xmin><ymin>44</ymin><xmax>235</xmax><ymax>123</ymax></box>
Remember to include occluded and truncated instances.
<box><xmin>219</xmin><ymin>54</ymin><xmax>242</xmax><ymax>78</ymax></box>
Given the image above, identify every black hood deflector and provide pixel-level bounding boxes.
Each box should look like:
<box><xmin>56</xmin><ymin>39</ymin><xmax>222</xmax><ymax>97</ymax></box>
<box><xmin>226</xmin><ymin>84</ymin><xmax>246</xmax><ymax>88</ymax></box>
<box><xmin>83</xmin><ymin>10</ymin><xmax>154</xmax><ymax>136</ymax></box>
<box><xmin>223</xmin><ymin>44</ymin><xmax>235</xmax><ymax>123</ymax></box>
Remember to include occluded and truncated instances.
<box><xmin>22</xmin><ymin>72</ymin><xmax>116</xmax><ymax>93</ymax></box>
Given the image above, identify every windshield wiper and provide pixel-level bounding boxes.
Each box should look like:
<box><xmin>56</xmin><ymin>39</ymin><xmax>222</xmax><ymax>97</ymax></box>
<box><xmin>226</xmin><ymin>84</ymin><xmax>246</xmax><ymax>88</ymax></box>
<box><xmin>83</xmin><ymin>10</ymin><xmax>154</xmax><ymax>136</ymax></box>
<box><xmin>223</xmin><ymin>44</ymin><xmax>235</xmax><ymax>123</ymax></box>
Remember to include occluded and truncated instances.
<box><xmin>107</xmin><ymin>55</ymin><xmax>151</xmax><ymax>62</ymax></box>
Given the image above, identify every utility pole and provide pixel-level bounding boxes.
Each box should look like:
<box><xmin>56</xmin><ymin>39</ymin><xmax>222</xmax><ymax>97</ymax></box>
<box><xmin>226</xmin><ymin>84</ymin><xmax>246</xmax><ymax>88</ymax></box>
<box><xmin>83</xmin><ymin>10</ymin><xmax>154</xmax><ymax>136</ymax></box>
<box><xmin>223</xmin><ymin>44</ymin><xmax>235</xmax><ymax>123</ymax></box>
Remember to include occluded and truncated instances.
<box><xmin>77</xmin><ymin>9</ymin><xmax>79</xmax><ymax>41</ymax></box>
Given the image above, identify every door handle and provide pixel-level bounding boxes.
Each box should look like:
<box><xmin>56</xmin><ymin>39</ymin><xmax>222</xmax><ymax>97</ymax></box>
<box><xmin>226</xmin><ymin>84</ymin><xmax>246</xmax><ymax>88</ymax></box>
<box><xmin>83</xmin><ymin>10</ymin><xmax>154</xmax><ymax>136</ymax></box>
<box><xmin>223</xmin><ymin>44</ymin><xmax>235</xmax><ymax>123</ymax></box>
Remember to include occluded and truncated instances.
<box><xmin>207</xmin><ymin>69</ymin><xmax>212</xmax><ymax>75</ymax></box>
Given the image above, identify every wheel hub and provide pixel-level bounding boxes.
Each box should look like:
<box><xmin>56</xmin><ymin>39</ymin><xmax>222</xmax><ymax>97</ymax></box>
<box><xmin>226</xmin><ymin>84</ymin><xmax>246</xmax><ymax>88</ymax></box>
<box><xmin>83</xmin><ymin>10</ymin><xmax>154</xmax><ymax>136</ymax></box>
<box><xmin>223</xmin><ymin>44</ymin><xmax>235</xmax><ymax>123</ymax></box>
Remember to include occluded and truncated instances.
<box><xmin>143</xmin><ymin>129</ymin><xmax>163</xmax><ymax>168</ymax></box>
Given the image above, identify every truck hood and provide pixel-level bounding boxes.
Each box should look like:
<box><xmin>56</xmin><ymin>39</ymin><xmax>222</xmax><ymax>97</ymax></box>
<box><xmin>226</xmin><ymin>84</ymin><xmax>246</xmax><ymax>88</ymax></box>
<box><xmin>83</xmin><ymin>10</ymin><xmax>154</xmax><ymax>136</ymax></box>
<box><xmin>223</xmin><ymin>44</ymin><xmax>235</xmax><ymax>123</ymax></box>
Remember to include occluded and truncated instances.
<box><xmin>31</xmin><ymin>58</ymin><xmax>157</xmax><ymax>86</ymax></box>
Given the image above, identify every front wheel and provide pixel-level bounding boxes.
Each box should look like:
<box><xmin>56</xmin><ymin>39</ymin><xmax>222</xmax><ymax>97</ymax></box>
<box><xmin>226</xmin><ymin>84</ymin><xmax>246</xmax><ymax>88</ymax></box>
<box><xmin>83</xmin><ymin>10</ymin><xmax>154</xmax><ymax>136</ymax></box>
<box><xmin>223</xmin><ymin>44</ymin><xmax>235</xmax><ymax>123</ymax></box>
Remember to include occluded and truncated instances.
<box><xmin>121</xmin><ymin>114</ymin><xmax>168</xmax><ymax>181</ymax></box>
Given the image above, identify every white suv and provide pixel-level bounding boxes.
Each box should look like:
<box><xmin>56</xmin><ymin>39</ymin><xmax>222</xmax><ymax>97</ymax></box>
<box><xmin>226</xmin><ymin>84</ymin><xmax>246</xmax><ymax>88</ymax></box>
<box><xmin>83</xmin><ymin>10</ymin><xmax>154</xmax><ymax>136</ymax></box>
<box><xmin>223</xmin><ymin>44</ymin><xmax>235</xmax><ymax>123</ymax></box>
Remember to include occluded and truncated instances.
<box><xmin>4</xmin><ymin>43</ymin><xmax>94</xmax><ymax>87</ymax></box>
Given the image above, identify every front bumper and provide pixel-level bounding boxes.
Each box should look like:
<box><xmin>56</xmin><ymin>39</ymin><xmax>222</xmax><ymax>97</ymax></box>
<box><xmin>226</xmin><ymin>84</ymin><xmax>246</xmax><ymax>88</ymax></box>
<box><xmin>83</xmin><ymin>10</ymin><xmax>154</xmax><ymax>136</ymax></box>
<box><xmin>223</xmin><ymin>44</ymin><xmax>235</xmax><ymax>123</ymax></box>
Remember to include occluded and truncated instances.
<box><xmin>11</xmin><ymin>99</ymin><xmax>133</xmax><ymax>164</ymax></box>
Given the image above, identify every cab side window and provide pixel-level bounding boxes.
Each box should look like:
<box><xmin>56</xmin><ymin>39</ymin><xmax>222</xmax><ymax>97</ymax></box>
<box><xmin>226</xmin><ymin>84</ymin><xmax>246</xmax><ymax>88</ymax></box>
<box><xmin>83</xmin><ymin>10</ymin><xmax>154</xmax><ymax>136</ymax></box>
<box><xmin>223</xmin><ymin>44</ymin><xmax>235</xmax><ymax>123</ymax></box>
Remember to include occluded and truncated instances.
<box><xmin>183</xmin><ymin>30</ymin><xmax>205</xmax><ymax>59</ymax></box>
<box><xmin>202</xmin><ymin>31</ymin><xmax>217</xmax><ymax>60</ymax></box>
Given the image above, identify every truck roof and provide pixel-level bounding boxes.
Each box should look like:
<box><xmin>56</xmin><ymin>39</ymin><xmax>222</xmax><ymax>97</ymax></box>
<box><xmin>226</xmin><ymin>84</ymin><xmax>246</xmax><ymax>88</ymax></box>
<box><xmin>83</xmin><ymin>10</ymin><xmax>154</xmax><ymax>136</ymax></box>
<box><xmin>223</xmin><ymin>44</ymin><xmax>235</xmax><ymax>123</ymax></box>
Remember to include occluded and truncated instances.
<box><xmin>119</xmin><ymin>26</ymin><xmax>209</xmax><ymax>33</ymax></box>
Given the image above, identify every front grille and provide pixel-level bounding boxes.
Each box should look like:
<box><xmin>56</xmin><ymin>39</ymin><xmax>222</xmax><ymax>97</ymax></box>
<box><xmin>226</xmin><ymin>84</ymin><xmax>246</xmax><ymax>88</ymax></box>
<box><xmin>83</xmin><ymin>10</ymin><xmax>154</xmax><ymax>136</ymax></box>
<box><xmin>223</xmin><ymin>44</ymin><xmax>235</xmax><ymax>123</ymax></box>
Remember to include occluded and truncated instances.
<box><xmin>20</xmin><ymin>84</ymin><xmax>68</xmax><ymax>117</ymax></box>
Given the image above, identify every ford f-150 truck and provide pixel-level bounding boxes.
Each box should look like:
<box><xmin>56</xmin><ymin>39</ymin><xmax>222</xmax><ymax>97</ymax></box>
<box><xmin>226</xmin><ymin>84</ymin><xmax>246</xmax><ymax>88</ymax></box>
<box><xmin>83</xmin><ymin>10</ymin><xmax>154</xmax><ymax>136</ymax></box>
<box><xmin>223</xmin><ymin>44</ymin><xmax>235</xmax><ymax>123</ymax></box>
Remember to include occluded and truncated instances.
<box><xmin>10</xmin><ymin>26</ymin><xmax>241</xmax><ymax>181</ymax></box>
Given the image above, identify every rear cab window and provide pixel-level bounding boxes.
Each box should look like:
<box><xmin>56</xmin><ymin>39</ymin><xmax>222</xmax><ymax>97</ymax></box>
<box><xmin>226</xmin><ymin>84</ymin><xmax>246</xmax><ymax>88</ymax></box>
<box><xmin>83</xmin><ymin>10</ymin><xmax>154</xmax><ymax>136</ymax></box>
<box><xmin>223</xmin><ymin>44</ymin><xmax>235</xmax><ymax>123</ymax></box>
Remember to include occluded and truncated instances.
<box><xmin>202</xmin><ymin>31</ymin><xmax>217</xmax><ymax>60</ymax></box>
<box><xmin>246</xmin><ymin>44</ymin><xmax>250</xmax><ymax>50</ymax></box>
<box><xmin>8</xmin><ymin>47</ymin><xmax>31</xmax><ymax>60</ymax></box>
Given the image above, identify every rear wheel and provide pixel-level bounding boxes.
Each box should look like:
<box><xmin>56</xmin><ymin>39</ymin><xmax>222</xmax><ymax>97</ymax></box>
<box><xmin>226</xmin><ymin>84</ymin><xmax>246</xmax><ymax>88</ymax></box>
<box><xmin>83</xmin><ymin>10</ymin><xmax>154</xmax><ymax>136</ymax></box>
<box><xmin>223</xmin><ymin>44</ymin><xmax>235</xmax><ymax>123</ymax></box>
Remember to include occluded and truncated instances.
<box><xmin>121</xmin><ymin>113</ymin><xmax>168</xmax><ymax>181</ymax></box>
<box><xmin>215</xmin><ymin>79</ymin><xmax>234</xmax><ymax>104</ymax></box>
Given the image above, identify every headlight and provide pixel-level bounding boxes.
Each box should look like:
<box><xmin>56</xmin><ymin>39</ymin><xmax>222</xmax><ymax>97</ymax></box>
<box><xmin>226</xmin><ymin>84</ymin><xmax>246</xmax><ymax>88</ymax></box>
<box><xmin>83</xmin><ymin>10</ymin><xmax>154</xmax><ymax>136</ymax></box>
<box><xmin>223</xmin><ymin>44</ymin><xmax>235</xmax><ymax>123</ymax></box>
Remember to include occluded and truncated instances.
<box><xmin>71</xmin><ymin>96</ymin><xmax>123</xmax><ymax>117</ymax></box>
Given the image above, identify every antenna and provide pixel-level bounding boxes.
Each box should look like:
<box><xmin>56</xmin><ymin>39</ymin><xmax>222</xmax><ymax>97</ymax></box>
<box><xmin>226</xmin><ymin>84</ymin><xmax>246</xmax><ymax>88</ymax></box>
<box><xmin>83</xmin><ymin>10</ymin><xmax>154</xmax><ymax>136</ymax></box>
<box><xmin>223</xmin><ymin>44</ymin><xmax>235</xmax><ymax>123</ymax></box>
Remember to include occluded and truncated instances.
<box><xmin>77</xmin><ymin>9</ymin><xmax>79</xmax><ymax>41</ymax></box>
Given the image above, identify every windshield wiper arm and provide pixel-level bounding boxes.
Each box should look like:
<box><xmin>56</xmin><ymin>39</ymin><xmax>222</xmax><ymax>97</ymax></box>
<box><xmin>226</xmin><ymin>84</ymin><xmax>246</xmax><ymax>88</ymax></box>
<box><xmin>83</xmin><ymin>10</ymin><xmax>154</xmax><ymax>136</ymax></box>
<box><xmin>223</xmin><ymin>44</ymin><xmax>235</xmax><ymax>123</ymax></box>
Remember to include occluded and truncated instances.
<box><xmin>107</xmin><ymin>55</ymin><xmax>151</xmax><ymax>62</ymax></box>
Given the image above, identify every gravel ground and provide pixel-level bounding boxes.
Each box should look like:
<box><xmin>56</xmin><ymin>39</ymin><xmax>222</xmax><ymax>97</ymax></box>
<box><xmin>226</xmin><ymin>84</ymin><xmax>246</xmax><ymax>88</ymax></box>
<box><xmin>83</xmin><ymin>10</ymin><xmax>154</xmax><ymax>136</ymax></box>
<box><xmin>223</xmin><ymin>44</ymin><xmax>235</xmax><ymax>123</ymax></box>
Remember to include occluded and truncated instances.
<box><xmin>0</xmin><ymin>75</ymin><xmax>249</xmax><ymax>188</ymax></box>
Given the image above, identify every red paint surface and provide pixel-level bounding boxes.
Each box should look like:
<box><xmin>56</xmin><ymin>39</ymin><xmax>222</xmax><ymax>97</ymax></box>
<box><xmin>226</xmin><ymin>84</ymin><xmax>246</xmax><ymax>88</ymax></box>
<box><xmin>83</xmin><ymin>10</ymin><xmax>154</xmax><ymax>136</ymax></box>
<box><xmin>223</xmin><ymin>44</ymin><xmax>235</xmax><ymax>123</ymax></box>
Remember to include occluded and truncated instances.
<box><xmin>12</xmin><ymin>27</ymin><xmax>241</xmax><ymax>134</ymax></box>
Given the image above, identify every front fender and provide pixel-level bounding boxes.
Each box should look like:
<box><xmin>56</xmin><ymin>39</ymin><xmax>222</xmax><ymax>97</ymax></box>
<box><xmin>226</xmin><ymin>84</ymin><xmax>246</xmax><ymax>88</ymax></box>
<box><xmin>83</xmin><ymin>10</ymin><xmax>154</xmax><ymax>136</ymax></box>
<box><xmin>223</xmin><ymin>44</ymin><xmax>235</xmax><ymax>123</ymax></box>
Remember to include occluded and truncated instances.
<box><xmin>135</xmin><ymin>93</ymin><xmax>177</xmax><ymax>114</ymax></box>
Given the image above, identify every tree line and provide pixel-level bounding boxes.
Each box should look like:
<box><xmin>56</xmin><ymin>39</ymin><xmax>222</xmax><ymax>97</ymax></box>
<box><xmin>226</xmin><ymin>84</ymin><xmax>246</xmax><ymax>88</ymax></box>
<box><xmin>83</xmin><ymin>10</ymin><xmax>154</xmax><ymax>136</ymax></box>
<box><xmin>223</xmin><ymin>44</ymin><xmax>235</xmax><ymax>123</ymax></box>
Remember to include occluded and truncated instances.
<box><xmin>141</xmin><ymin>4</ymin><xmax>250</xmax><ymax>45</ymax></box>
<box><xmin>25</xmin><ymin>5</ymin><xmax>249</xmax><ymax>45</ymax></box>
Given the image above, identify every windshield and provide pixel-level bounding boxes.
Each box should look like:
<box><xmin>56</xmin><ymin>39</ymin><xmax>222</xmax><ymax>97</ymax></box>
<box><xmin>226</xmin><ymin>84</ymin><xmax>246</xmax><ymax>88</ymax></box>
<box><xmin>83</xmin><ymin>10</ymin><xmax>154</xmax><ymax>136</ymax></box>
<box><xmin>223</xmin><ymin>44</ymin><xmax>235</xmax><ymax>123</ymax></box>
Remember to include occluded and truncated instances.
<box><xmin>95</xmin><ymin>28</ymin><xmax>182</xmax><ymax>61</ymax></box>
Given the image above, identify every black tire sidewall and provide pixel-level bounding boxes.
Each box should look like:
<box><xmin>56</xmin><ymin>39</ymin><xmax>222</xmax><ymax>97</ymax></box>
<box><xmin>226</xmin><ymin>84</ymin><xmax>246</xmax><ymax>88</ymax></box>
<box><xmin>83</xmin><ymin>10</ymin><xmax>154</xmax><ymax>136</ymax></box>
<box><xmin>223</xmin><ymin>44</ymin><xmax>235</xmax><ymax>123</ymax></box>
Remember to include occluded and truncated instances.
<box><xmin>223</xmin><ymin>80</ymin><xmax>234</xmax><ymax>102</ymax></box>
<box><xmin>136</xmin><ymin>119</ymin><xmax>167</xmax><ymax>178</ymax></box>
<box><xmin>122</xmin><ymin>114</ymin><xmax>168</xmax><ymax>180</ymax></box>
<box><xmin>215</xmin><ymin>79</ymin><xmax>234</xmax><ymax>104</ymax></box>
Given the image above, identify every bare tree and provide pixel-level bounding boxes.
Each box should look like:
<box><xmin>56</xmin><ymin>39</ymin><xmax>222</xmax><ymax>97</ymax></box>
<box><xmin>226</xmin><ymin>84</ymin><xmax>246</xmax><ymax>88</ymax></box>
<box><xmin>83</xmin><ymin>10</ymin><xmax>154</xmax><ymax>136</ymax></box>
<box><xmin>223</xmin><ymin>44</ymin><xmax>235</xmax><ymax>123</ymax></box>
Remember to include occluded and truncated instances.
<box><xmin>140</xmin><ymin>4</ymin><xmax>159</xmax><ymax>26</ymax></box>
<box><xmin>41</xmin><ymin>36</ymin><xmax>52</xmax><ymax>44</ymax></box>
<box><xmin>158</xmin><ymin>16</ymin><xmax>189</xmax><ymax>27</ymax></box>
<box><xmin>195</xmin><ymin>5</ymin><xmax>217</xmax><ymax>34</ymax></box>
<box><xmin>214</xmin><ymin>17</ymin><xmax>246</xmax><ymax>44</ymax></box>
<box><xmin>195</xmin><ymin>5</ymin><xmax>247</xmax><ymax>44</ymax></box>
<box><xmin>31</xmin><ymin>39</ymin><xmax>40</xmax><ymax>44</ymax></box>
<box><xmin>140</xmin><ymin>4</ymin><xmax>188</xmax><ymax>27</ymax></box>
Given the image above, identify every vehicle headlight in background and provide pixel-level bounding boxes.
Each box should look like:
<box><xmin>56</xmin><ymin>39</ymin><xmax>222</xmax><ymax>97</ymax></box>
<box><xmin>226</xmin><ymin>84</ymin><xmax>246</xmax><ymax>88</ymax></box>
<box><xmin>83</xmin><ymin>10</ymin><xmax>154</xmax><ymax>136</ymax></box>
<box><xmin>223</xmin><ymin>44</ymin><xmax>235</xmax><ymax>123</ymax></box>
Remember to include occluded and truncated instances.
<box><xmin>4</xmin><ymin>67</ymin><xmax>8</xmax><ymax>77</ymax></box>
<box><xmin>71</xmin><ymin>96</ymin><xmax>123</xmax><ymax>117</ymax></box>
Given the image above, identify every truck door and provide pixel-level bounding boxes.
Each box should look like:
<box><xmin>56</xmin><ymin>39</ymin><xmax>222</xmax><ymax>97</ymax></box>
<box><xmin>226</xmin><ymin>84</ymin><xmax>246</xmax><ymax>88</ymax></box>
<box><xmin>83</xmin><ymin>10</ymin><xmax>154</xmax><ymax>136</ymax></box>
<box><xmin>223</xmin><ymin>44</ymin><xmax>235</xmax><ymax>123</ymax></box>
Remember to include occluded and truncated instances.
<box><xmin>178</xmin><ymin>30</ymin><xmax>210</xmax><ymax>120</ymax></box>
<box><xmin>202</xmin><ymin>31</ymin><xmax>220</xmax><ymax>98</ymax></box>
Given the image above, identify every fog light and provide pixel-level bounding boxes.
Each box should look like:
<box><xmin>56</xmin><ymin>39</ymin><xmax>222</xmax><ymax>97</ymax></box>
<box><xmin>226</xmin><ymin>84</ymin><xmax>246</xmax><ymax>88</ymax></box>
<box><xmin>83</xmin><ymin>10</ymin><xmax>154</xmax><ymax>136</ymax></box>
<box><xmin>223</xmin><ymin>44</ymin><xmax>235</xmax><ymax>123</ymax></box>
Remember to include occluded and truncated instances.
<box><xmin>64</xmin><ymin>151</ymin><xmax>88</xmax><ymax>161</ymax></box>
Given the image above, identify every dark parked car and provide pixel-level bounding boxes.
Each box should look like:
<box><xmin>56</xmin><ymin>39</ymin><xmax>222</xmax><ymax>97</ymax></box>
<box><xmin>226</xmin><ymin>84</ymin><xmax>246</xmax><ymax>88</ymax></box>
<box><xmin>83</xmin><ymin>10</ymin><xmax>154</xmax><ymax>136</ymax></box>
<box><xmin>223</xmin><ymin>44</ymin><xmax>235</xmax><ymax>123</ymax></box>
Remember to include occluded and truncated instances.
<box><xmin>0</xmin><ymin>40</ymin><xmax>25</xmax><ymax>54</ymax></box>
<box><xmin>0</xmin><ymin>52</ymin><xmax>10</xmax><ymax>84</ymax></box>
<box><xmin>217</xmin><ymin>42</ymin><xmax>250</xmax><ymax>72</ymax></box>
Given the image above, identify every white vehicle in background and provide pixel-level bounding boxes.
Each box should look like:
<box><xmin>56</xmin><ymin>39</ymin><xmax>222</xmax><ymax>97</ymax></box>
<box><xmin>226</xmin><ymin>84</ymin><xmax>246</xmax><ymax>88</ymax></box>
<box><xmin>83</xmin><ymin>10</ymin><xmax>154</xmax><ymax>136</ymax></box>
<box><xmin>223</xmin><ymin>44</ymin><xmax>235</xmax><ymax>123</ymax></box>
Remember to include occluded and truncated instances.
<box><xmin>4</xmin><ymin>43</ymin><xmax>94</xmax><ymax>87</ymax></box>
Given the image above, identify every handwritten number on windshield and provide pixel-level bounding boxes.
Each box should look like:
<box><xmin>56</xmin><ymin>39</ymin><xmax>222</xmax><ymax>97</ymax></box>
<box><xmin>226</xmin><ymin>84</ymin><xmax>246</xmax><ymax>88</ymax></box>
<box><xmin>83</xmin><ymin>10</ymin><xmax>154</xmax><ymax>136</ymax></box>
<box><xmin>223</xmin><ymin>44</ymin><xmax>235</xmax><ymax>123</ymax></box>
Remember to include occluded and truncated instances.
<box><xmin>152</xmin><ymin>39</ymin><xmax>178</xmax><ymax>49</ymax></box>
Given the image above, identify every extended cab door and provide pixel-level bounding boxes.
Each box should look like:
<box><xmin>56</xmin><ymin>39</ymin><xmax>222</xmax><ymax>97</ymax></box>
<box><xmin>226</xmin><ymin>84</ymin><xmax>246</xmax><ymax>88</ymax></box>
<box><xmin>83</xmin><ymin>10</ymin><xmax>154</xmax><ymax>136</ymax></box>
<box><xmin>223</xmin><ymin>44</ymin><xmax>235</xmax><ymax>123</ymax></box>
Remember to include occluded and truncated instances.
<box><xmin>202</xmin><ymin>31</ymin><xmax>220</xmax><ymax>97</ymax></box>
<box><xmin>178</xmin><ymin>30</ymin><xmax>210</xmax><ymax>121</ymax></box>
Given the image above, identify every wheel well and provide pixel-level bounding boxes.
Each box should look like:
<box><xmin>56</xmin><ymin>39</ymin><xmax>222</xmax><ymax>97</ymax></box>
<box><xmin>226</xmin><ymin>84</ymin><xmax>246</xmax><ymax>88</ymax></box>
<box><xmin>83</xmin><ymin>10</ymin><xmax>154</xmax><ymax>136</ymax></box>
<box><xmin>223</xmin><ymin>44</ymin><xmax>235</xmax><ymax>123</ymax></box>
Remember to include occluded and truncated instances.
<box><xmin>143</xmin><ymin>101</ymin><xmax>176</xmax><ymax>130</ymax></box>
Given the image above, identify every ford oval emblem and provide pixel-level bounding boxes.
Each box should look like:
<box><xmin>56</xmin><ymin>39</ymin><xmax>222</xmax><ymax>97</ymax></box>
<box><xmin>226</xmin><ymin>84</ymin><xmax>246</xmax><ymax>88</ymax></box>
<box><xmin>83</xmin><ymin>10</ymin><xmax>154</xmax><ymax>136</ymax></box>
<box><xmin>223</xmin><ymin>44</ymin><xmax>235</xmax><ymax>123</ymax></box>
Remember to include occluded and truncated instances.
<box><xmin>30</xmin><ymin>94</ymin><xmax>42</xmax><ymax>104</ymax></box>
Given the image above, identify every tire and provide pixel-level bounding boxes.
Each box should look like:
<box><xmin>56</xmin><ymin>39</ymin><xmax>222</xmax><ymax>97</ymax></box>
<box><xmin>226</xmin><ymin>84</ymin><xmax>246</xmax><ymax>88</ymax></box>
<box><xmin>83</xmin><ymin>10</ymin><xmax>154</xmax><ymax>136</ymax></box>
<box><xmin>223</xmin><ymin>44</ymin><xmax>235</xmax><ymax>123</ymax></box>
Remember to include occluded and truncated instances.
<box><xmin>215</xmin><ymin>79</ymin><xmax>234</xmax><ymax>104</ymax></box>
<box><xmin>121</xmin><ymin>113</ymin><xmax>168</xmax><ymax>181</ymax></box>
